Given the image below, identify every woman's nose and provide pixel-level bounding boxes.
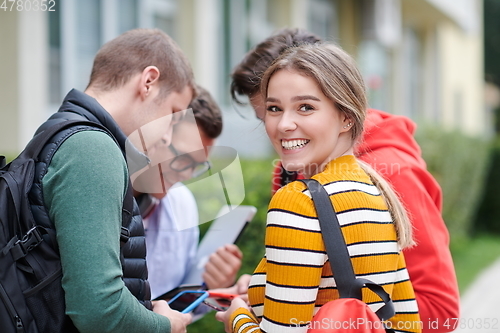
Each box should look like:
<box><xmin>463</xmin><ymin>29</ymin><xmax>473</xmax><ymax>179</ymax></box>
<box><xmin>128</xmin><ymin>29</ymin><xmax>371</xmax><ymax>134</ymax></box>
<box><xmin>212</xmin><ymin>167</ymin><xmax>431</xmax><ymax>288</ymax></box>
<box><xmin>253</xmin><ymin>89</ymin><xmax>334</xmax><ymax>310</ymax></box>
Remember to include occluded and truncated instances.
<box><xmin>277</xmin><ymin>111</ymin><xmax>298</xmax><ymax>132</ymax></box>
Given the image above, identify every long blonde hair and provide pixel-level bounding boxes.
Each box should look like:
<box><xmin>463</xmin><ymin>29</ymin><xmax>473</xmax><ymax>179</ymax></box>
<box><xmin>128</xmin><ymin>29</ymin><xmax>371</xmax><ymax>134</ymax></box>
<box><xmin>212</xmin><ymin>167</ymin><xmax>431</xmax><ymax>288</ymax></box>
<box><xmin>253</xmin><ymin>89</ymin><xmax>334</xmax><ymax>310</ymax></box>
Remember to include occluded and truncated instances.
<box><xmin>358</xmin><ymin>160</ymin><xmax>414</xmax><ymax>248</ymax></box>
<box><xmin>261</xmin><ymin>43</ymin><xmax>414</xmax><ymax>248</ymax></box>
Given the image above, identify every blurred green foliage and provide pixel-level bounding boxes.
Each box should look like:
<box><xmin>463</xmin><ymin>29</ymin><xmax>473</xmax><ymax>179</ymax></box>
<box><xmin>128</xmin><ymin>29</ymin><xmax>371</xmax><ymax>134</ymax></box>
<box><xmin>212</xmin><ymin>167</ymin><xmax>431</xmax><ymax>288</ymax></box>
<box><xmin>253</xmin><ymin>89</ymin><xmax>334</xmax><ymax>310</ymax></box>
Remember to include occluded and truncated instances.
<box><xmin>414</xmin><ymin>125</ymin><xmax>491</xmax><ymax>239</ymax></box>
<box><xmin>485</xmin><ymin>0</ymin><xmax>500</xmax><ymax>86</ymax></box>
<box><xmin>232</xmin><ymin>159</ymin><xmax>274</xmax><ymax>274</ymax></box>
<box><xmin>197</xmin><ymin>158</ymin><xmax>273</xmax><ymax>274</ymax></box>
<box><xmin>190</xmin><ymin>157</ymin><xmax>274</xmax><ymax>332</ymax></box>
<box><xmin>475</xmin><ymin>136</ymin><xmax>500</xmax><ymax>234</ymax></box>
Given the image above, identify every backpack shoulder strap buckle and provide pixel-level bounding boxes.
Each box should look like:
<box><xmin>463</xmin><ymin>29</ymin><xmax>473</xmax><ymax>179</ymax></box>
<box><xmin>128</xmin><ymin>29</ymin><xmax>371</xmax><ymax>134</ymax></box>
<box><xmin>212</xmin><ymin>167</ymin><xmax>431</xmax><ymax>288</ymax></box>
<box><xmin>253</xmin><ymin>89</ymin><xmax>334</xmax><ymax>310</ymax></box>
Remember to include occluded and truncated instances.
<box><xmin>10</xmin><ymin>226</ymin><xmax>44</xmax><ymax>261</ymax></box>
<box><xmin>120</xmin><ymin>226</ymin><xmax>130</xmax><ymax>245</ymax></box>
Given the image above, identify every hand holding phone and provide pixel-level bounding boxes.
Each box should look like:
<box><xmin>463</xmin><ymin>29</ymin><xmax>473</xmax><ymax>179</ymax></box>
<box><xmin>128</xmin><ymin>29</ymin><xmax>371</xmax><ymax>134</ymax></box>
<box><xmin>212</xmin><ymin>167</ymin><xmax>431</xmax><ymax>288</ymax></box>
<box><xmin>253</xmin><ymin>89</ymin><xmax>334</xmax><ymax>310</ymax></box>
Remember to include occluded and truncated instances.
<box><xmin>203</xmin><ymin>292</ymin><xmax>239</xmax><ymax>311</ymax></box>
<box><xmin>152</xmin><ymin>300</ymin><xmax>192</xmax><ymax>332</ymax></box>
<box><xmin>168</xmin><ymin>290</ymin><xmax>209</xmax><ymax>313</ymax></box>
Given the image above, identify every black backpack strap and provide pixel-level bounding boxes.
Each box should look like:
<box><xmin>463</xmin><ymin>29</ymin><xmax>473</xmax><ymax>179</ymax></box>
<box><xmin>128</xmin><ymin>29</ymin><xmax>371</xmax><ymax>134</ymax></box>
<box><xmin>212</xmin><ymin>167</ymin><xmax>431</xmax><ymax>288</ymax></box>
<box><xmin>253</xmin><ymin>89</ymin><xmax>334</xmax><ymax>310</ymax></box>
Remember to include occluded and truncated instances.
<box><xmin>2</xmin><ymin>170</ymin><xmax>24</xmax><ymax>234</ymax></box>
<box><xmin>35</xmin><ymin>116</ymin><xmax>132</xmax><ymax>245</ymax></box>
<box><xmin>3</xmin><ymin>120</ymin><xmax>108</xmax><ymax>251</ymax></box>
<box><xmin>4</xmin><ymin>119</ymin><xmax>130</xmax><ymax>259</ymax></box>
<box><xmin>299</xmin><ymin>179</ymin><xmax>360</xmax><ymax>299</ymax></box>
<box><xmin>1</xmin><ymin>170</ymin><xmax>46</xmax><ymax>261</ymax></box>
<box><xmin>13</xmin><ymin>119</ymin><xmax>111</xmax><ymax>167</ymax></box>
<box><xmin>356</xmin><ymin>278</ymin><xmax>395</xmax><ymax>322</ymax></box>
<box><xmin>120</xmin><ymin>180</ymin><xmax>134</xmax><ymax>245</ymax></box>
<box><xmin>299</xmin><ymin>179</ymin><xmax>396</xmax><ymax>324</ymax></box>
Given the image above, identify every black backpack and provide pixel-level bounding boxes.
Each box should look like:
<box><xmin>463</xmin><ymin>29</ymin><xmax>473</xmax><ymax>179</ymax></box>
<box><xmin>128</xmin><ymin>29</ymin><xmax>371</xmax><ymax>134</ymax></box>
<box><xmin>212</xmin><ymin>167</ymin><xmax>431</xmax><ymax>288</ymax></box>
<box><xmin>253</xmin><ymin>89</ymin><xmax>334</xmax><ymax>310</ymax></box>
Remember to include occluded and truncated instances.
<box><xmin>0</xmin><ymin>120</ymin><xmax>120</xmax><ymax>332</ymax></box>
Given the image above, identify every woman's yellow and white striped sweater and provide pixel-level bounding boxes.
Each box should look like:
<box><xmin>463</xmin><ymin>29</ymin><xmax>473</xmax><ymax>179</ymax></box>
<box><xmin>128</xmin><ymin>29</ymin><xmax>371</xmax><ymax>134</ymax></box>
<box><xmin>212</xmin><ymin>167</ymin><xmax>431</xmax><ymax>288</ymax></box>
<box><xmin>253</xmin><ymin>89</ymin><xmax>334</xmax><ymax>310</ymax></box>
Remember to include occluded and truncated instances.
<box><xmin>230</xmin><ymin>155</ymin><xmax>421</xmax><ymax>333</ymax></box>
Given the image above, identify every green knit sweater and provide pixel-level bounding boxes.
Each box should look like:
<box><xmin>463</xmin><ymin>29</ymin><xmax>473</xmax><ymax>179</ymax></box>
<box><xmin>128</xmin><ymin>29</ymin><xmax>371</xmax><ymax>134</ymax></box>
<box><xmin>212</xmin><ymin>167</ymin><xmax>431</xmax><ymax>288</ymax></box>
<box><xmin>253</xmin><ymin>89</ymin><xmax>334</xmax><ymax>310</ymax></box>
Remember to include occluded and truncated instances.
<box><xmin>42</xmin><ymin>130</ymin><xmax>170</xmax><ymax>333</ymax></box>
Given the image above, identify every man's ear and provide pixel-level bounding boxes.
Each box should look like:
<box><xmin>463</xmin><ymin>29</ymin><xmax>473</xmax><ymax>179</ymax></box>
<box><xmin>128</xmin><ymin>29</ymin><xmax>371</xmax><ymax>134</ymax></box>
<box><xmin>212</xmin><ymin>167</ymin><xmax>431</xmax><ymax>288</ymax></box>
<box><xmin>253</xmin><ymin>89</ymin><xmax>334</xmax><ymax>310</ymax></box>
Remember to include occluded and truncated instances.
<box><xmin>340</xmin><ymin>117</ymin><xmax>353</xmax><ymax>133</ymax></box>
<box><xmin>139</xmin><ymin>66</ymin><xmax>160</xmax><ymax>100</ymax></box>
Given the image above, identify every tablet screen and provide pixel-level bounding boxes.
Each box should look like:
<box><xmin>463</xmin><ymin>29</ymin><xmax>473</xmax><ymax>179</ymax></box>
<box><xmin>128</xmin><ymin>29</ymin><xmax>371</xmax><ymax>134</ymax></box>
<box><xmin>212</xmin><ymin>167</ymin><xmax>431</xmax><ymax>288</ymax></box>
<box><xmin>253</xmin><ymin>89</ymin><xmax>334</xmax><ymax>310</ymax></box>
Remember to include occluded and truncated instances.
<box><xmin>182</xmin><ymin>205</ymin><xmax>257</xmax><ymax>286</ymax></box>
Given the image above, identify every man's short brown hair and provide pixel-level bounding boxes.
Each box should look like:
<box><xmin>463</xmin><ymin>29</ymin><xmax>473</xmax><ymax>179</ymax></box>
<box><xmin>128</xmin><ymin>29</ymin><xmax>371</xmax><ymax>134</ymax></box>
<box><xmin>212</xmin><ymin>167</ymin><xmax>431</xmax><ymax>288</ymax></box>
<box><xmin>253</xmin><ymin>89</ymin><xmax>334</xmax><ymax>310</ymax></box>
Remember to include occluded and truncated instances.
<box><xmin>88</xmin><ymin>28</ymin><xmax>195</xmax><ymax>96</ymax></box>
<box><xmin>189</xmin><ymin>85</ymin><xmax>223</xmax><ymax>139</ymax></box>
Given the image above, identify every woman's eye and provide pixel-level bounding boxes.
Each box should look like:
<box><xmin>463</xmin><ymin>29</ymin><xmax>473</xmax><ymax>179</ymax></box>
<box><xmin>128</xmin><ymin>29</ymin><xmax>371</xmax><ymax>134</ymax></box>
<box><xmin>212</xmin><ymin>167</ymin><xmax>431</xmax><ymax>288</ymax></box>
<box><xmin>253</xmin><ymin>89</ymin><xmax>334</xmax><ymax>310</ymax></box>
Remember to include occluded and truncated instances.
<box><xmin>266</xmin><ymin>105</ymin><xmax>281</xmax><ymax>112</ymax></box>
<box><xmin>299</xmin><ymin>104</ymin><xmax>314</xmax><ymax>112</ymax></box>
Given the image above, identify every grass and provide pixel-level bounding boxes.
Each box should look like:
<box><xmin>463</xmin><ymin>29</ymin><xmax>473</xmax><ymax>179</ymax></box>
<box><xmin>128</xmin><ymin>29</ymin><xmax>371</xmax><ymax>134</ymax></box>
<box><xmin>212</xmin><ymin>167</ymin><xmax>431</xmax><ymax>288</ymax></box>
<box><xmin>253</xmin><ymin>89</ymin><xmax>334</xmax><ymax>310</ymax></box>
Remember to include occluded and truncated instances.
<box><xmin>450</xmin><ymin>233</ymin><xmax>500</xmax><ymax>293</ymax></box>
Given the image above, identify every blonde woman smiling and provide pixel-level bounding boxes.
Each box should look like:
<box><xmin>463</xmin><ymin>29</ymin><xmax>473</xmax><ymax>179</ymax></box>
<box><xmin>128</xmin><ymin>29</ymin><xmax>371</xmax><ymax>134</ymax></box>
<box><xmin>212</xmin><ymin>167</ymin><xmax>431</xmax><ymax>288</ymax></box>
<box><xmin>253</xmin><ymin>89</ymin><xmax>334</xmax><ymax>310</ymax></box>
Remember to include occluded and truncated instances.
<box><xmin>216</xmin><ymin>43</ymin><xmax>422</xmax><ymax>333</ymax></box>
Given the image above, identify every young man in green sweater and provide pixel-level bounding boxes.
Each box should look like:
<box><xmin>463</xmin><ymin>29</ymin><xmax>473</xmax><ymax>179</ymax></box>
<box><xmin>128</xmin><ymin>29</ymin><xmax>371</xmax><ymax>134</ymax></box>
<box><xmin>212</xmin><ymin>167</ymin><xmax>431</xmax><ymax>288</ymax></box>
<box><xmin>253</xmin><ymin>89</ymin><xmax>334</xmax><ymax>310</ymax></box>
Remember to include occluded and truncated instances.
<box><xmin>34</xmin><ymin>29</ymin><xmax>195</xmax><ymax>333</ymax></box>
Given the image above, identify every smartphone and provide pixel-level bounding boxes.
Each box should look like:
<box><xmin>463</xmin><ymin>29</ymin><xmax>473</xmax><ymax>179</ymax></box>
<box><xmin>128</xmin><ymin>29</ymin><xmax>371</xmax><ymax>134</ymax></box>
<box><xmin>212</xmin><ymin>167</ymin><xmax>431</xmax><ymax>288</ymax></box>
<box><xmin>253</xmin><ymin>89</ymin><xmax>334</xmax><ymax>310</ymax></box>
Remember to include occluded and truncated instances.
<box><xmin>202</xmin><ymin>292</ymin><xmax>238</xmax><ymax>311</ymax></box>
<box><xmin>153</xmin><ymin>284</ymin><xmax>203</xmax><ymax>301</ymax></box>
<box><xmin>167</xmin><ymin>290</ymin><xmax>209</xmax><ymax>313</ymax></box>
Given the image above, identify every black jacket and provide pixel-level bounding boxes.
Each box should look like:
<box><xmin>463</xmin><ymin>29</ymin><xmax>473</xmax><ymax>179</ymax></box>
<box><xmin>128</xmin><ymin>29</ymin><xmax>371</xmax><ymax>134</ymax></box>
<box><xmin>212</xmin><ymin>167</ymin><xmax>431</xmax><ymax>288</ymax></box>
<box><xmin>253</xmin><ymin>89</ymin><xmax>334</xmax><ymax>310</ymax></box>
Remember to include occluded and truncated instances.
<box><xmin>30</xmin><ymin>89</ymin><xmax>152</xmax><ymax>311</ymax></box>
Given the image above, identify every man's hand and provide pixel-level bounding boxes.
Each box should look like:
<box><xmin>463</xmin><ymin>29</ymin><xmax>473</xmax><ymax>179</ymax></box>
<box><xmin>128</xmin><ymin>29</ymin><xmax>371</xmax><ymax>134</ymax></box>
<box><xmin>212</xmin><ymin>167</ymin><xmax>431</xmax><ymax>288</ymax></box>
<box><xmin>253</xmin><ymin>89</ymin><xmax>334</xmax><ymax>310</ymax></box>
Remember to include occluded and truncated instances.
<box><xmin>233</xmin><ymin>274</ymin><xmax>251</xmax><ymax>295</ymax></box>
<box><xmin>208</xmin><ymin>274</ymin><xmax>251</xmax><ymax>307</ymax></box>
<box><xmin>203</xmin><ymin>244</ymin><xmax>243</xmax><ymax>289</ymax></box>
<box><xmin>152</xmin><ymin>300</ymin><xmax>192</xmax><ymax>333</ymax></box>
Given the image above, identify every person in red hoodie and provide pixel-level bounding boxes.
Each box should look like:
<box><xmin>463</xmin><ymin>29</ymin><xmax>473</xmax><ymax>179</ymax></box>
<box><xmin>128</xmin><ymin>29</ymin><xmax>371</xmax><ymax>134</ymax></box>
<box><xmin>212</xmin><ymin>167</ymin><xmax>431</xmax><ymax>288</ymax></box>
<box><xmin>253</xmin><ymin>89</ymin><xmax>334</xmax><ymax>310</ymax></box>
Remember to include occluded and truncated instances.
<box><xmin>230</xmin><ymin>28</ymin><xmax>459</xmax><ymax>333</ymax></box>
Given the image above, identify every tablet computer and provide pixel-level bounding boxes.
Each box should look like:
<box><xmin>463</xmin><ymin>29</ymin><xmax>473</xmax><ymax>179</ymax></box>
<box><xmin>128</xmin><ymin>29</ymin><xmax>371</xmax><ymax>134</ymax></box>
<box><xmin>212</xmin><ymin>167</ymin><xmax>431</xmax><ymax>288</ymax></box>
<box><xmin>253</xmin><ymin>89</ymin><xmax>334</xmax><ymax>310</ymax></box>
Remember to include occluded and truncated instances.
<box><xmin>181</xmin><ymin>205</ymin><xmax>257</xmax><ymax>286</ymax></box>
<box><xmin>153</xmin><ymin>284</ymin><xmax>204</xmax><ymax>301</ymax></box>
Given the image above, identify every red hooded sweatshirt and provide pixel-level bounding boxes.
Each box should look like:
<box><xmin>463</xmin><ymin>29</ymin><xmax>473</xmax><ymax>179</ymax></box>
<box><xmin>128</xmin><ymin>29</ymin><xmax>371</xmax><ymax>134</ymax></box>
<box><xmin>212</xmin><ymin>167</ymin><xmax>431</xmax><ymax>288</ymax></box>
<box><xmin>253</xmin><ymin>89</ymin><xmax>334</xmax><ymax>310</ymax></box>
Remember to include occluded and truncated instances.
<box><xmin>271</xmin><ymin>109</ymin><xmax>460</xmax><ymax>332</ymax></box>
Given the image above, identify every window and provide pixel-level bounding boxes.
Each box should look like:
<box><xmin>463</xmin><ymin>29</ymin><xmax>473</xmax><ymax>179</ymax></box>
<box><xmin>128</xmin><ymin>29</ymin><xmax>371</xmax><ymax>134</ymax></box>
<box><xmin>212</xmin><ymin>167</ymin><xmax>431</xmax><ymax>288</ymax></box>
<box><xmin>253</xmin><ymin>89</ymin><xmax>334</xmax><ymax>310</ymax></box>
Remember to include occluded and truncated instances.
<box><xmin>358</xmin><ymin>39</ymin><xmax>392</xmax><ymax>112</ymax></box>
<box><xmin>222</xmin><ymin>0</ymin><xmax>274</xmax><ymax>105</ymax></box>
<box><xmin>119</xmin><ymin>0</ymin><xmax>139</xmax><ymax>33</ymax></box>
<box><xmin>140</xmin><ymin>0</ymin><xmax>177</xmax><ymax>38</ymax></box>
<box><xmin>47</xmin><ymin>0</ymin><xmax>175</xmax><ymax>112</ymax></box>
<box><xmin>402</xmin><ymin>27</ymin><xmax>422</xmax><ymax>119</ymax></box>
<box><xmin>308</xmin><ymin>0</ymin><xmax>338</xmax><ymax>41</ymax></box>
<box><xmin>48</xmin><ymin>8</ymin><xmax>61</xmax><ymax>105</ymax></box>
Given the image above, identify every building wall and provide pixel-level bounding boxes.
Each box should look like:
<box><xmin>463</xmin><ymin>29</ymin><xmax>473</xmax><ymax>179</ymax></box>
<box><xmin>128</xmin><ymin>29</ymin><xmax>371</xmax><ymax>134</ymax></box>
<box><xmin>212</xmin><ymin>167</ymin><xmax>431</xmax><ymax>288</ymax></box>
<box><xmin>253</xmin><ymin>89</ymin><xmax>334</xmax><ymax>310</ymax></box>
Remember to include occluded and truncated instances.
<box><xmin>339</xmin><ymin>0</ymin><xmax>486</xmax><ymax>136</ymax></box>
<box><xmin>18</xmin><ymin>11</ymin><xmax>49</xmax><ymax>147</ymax></box>
<box><xmin>438</xmin><ymin>17</ymin><xmax>484</xmax><ymax>135</ymax></box>
<box><xmin>0</xmin><ymin>10</ymin><xmax>47</xmax><ymax>155</ymax></box>
<box><xmin>0</xmin><ymin>0</ymin><xmax>487</xmax><ymax>157</ymax></box>
<box><xmin>337</xmin><ymin>0</ymin><xmax>361</xmax><ymax>55</ymax></box>
<box><xmin>0</xmin><ymin>11</ymin><xmax>20</xmax><ymax>155</ymax></box>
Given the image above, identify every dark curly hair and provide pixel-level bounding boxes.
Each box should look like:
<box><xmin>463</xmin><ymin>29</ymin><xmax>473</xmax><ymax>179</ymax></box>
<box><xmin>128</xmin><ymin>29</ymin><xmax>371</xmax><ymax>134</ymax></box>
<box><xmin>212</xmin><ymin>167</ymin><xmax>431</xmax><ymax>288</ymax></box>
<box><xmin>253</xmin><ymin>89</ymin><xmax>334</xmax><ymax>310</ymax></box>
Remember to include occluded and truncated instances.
<box><xmin>189</xmin><ymin>85</ymin><xmax>223</xmax><ymax>139</ymax></box>
<box><xmin>230</xmin><ymin>27</ymin><xmax>321</xmax><ymax>104</ymax></box>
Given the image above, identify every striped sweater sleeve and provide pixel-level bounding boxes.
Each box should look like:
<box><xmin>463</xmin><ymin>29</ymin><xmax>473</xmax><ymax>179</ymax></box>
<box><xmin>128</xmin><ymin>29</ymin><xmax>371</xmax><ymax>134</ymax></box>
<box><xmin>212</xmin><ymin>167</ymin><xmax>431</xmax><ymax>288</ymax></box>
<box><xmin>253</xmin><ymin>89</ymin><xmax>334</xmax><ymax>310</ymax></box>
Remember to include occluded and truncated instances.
<box><xmin>230</xmin><ymin>308</ymin><xmax>261</xmax><ymax>333</ymax></box>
